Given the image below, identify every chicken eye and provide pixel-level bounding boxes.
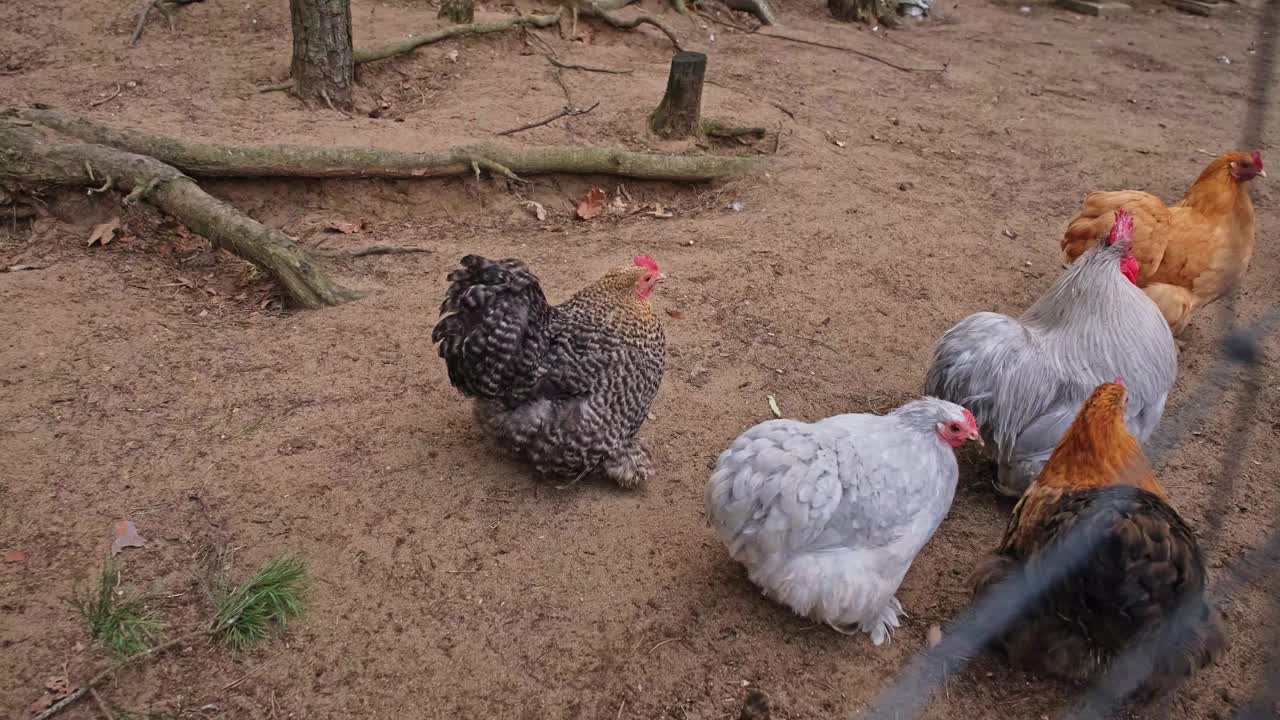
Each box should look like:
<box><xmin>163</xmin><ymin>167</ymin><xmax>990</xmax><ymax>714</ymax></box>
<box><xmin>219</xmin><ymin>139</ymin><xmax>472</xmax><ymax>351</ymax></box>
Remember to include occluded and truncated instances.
<box><xmin>948</xmin><ymin>423</ymin><xmax>960</xmax><ymax>432</ymax></box>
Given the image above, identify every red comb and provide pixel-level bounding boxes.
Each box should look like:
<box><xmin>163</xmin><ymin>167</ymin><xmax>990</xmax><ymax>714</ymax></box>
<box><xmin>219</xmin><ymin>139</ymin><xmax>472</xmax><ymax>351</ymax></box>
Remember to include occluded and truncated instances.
<box><xmin>962</xmin><ymin>408</ymin><xmax>976</xmax><ymax>426</ymax></box>
<box><xmin>1107</xmin><ymin>209</ymin><xmax>1134</xmax><ymax>246</ymax></box>
<box><xmin>633</xmin><ymin>255</ymin><xmax>659</xmax><ymax>272</ymax></box>
<box><xmin>1253</xmin><ymin>149</ymin><xmax>1264</xmax><ymax>170</ymax></box>
<box><xmin>1112</xmin><ymin>376</ymin><xmax>1124</xmax><ymax>386</ymax></box>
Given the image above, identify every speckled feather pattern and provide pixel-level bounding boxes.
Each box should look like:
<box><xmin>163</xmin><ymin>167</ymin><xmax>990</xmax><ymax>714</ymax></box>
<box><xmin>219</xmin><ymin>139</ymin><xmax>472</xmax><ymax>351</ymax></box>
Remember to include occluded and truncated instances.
<box><xmin>432</xmin><ymin>255</ymin><xmax>665</xmax><ymax>488</ymax></box>
<box><xmin>924</xmin><ymin>237</ymin><xmax>1177</xmax><ymax>496</ymax></box>
<box><xmin>971</xmin><ymin>485</ymin><xmax>1225</xmax><ymax>699</ymax></box>
<box><xmin>705</xmin><ymin>398</ymin><xmax>970</xmax><ymax>645</ymax></box>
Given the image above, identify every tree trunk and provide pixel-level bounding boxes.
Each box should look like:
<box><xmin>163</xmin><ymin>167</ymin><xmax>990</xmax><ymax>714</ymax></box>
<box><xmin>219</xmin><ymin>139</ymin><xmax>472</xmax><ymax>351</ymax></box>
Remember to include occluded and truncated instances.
<box><xmin>289</xmin><ymin>0</ymin><xmax>354</xmax><ymax>110</ymax></box>
<box><xmin>648</xmin><ymin>51</ymin><xmax>707</xmax><ymax>140</ymax></box>
<box><xmin>828</xmin><ymin>0</ymin><xmax>893</xmax><ymax>22</ymax></box>
<box><xmin>437</xmin><ymin>0</ymin><xmax>475</xmax><ymax>24</ymax></box>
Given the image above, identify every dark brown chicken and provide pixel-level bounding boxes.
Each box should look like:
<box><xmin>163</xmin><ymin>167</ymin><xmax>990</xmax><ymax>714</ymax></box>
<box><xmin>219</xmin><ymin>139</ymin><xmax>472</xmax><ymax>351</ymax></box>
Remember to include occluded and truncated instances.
<box><xmin>432</xmin><ymin>255</ymin><xmax>666</xmax><ymax>489</ymax></box>
<box><xmin>970</xmin><ymin>381</ymin><xmax>1224</xmax><ymax>701</ymax></box>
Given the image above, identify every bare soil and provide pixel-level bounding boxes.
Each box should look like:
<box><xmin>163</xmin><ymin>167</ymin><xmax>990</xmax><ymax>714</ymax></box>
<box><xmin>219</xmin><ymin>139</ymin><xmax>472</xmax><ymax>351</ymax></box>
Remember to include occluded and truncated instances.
<box><xmin>2</xmin><ymin>0</ymin><xmax>1277</xmax><ymax>718</ymax></box>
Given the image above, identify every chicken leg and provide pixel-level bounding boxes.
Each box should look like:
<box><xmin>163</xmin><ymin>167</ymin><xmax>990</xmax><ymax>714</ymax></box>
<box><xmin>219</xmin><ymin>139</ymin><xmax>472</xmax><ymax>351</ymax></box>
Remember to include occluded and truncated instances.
<box><xmin>602</xmin><ymin>438</ymin><xmax>654</xmax><ymax>489</ymax></box>
<box><xmin>1143</xmin><ymin>282</ymin><xmax>1197</xmax><ymax>337</ymax></box>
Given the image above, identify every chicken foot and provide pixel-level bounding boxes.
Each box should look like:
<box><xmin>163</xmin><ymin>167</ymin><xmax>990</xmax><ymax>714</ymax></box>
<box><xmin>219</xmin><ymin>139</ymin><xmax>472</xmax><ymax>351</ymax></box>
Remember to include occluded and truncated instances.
<box><xmin>601</xmin><ymin>438</ymin><xmax>655</xmax><ymax>489</ymax></box>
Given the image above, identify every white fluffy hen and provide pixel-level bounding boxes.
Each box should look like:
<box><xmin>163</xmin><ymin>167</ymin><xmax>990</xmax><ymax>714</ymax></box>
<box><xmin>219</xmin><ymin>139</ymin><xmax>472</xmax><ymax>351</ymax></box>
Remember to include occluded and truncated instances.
<box><xmin>705</xmin><ymin>398</ymin><xmax>982</xmax><ymax>645</ymax></box>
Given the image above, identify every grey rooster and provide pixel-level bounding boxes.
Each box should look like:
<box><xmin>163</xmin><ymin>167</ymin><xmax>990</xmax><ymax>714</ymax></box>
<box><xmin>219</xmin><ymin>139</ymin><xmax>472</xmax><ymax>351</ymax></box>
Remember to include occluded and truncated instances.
<box><xmin>925</xmin><ymin>210</ymin><xmax>1177</xmax><ymax>497</ymax></box>
<box><xmin>432</xmin><ymin>255</ymin><xmax>666</xmax><ymax>489</ymax></box>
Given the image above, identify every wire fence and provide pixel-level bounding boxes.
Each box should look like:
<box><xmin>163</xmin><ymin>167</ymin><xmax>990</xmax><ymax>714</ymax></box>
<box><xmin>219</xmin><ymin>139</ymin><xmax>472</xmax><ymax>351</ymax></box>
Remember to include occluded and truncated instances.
<box><xmin>859</xmin><ymin>3</ymin><xmax>1280</xmax><ymax>717</ymax></box>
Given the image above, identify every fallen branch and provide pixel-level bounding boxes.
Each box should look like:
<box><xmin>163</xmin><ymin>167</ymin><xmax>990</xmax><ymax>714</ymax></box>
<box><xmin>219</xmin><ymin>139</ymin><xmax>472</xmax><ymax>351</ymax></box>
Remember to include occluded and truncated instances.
<box><xmin>495</xmin><ymin>101</ymin><xmax>600</xmax><ymax>136</ymax></box>
<box><xmin>22</xmin><ymin>109</ymin><xmax>755</xmax><ymax>182</ymax></box>
<box><xmin>88</xmin><ymin>83</ymin><xmax>124</xmax><ymax>108</ymax></box>
<box><xmin>353</xmin><ymin>14</ymin><xmax>560</xmax><ymax>65</ymax></box>
<box><xmin>1</xmin><ymin>121</ymin><xmax>361</xmax><ymax>308</ymax></box>
<box><xmin>31</xmin><ymin>630</ymin><xmax>210</xmax><ymax>720</ymax></box>
<box><xmin>753</xmin><ymin>29</ymin><xmax>946</xmax><ymax>73</ymax></box>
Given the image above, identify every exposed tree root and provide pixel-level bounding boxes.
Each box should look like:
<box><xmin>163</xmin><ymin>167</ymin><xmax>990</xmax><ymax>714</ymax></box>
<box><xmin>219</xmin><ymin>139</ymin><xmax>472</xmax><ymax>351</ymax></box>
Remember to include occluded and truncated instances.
<box><xmin>21</xmin><ymin>109</ymin><xmax>755</xmax><ymax>181</ymax></box>
<box><xmin>0</xmin><ymin>120</ymin><xmax>361</xmax><ymax>309</ymax></box>
<box><xmin>352</xmin><ymin>14</ymin><xmax>561</xmax><ymax>64</ymax></box>
<box><xmin>580</xmin><ymin>4</ymin><xmax>685</xmax><ymax>51</ymax></box>
<box><xmin>129</xmin><ymin>0</ymin><xmax>204</xmax><ymax>47</ymax></box>
<box><xmin>719</xmin><ymin>0</ymin><xmax>780</xmax><ymax>25</ymax></box>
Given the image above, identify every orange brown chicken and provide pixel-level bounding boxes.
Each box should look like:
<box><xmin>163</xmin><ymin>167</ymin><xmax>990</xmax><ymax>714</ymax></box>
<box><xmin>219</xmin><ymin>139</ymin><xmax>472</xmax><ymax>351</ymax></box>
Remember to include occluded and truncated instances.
<box><xmin>970</xmin><ymin>380</ymin><xmax>1225</xmax><ymax>701</ymax></box>
<box><xmin>1061</xmin><ymin>151</ymin><xmax>1265</xmax><ymax>336</ymax></box>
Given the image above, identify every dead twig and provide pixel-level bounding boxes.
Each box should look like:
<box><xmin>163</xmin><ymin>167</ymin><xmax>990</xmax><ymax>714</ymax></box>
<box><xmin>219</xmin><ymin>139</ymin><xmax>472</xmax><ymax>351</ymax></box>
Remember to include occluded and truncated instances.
<box><xmin>89</xmin><ymin>83</ymin><xmax>124</xmax><ymax>108</ymax></box>
<box><xmin>495</xmin><ymin>102</ymin><xmax>600</xmax><ymax>136</ymax></box>
<box><xmin>345</xmin><ymin>245</ymin><xmax>435</xmax><ymax>257</ymax></box>
<box><xmin>648</xmin><ymin>637</ymin><xmax>682</xmax><ymax>654</ymax></box>
<box><xmin>89</xmin><ymin>689</ymin><xmax>115</xmax><ymax>720</ymax></box>
<box><xmin>752</xmin><ymin>30</ymin><xmax>945</xmax><ymax>73</ymax></box>
<box><xmin>547</xmin><ymin>56</ymin><xmax>633</xmax><ymax>74</ymax></box>
<box><xmin>32</xmin><ymin>631</ymin><xmax>210</xmax><ymax>720</ymax></box>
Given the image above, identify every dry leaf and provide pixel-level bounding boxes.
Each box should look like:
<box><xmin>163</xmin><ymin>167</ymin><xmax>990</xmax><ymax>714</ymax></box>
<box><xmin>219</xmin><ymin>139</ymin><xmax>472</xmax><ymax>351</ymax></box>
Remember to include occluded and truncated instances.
<box><xmin>644</xmin><ymin>204</ymin><xmax>674</xmax><ymax>219</ymax></box>
<box><xmin>325</xmin><ymin>220</ymin><xmax>361</xmax><ymax>234</ymax></box>
<box><xmin>445</xmin><ymin>50</ymin><xmax>459</xmax><ymax>63</ymax></box>
<box><xmin>575</xmin><ymin>187</ymin><xmax>607</xmax><ymax>220</ymax></box>
<box><xmin>87</xmin><ymin>217</ymin><xmax>121</xmax><ymax>247</ymax></box>
<box><xmin>926</xmin><ymin>624</ymin><xmax>943</xmax><ymax>648</ymax></box>
<box><xmin>2</xmin><ymin>264</ymin><xmax>44</xmax><ymax>273</ymax></box>
<box><xmin>664</xmin><ymin>308</ymin><xmax>686</xmax><ymax>320</ymax></box>
<box><xmin>767</xmin><ymin>395</ymin><xmax>782</xmax><ymax>418</ymax></box>
<box><xmin>45</xmin><ymin>676</ymin><xmax>71</xmax><ymax>695</ymax></box>
<box><xmin>3</xmin><ymin>549</ymin><xmax>26</xmax><ymax>563</ymax></box>
<box><xmin>29</xmin><ymin>694</ymin><xmax>54</xmax><ymax>714</ymax></box>
<box><xmin>607</xmin><ymin>195</ymin><xmax>628</xmax><ymax>216</ymax></box>
<box><xmin>73</xmin><ymin>641</ymin><xmax>85</xmax><ymax>654</ymax></box>
<box><xmin>522</xmin><ymin>200</ymin><xmax>547</xmax><ymax>221</ymax></box>
<box><xmin>111</xmin><ymin>518</ymin><xmax>146</xmax><ymax>556</ymax></box>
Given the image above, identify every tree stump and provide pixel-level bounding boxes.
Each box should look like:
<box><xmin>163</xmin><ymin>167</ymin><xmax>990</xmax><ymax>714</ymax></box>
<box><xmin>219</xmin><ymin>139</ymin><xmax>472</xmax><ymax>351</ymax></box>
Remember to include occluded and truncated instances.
<box><xmin>289</xmin><ymin>0</ymin><xmax>355</xmax><ymax>111</ymax></box>
<box><xmin>648</xmin><ymin>52</ymin><xmax>707</xmax><ymax>140</ymax></box>
<box><xmin>828</xmin><ymin>0</ymin><xmax>892</xmax><ymax>22</ymax></box>
<box><xmin>438</xmin><ymin>0</ymin><xmax>475</xmax><ymax>24</ymax></box>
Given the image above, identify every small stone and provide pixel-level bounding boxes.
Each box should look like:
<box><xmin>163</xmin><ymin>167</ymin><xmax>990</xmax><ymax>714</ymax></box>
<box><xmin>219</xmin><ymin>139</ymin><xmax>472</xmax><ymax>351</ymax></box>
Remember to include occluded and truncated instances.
<box><xmin>898</xmin><ymin>181</ymin><xmax>914</xmax><ymax>191</ymax></box>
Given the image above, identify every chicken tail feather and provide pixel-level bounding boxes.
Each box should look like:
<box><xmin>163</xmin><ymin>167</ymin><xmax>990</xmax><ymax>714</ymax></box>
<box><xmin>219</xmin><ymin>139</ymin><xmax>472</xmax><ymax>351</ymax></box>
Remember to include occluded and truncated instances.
<box><xmin>432</xmin><ymin>255</ymin><xmax>553</xmax><ymax>402</ymax></box>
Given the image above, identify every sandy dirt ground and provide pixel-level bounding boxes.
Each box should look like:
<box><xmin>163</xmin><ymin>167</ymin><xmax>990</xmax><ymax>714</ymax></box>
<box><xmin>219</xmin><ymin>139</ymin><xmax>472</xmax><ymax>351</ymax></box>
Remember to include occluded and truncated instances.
<box><xmin>2</xmin><ymin>0</ymin><xmax>1278</xmax><ymax>717</ymax></box>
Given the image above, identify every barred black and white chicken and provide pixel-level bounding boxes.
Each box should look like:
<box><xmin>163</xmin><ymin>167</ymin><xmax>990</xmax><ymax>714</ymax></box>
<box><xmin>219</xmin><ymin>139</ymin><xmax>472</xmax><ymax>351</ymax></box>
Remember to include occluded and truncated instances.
<box><xmin>432</xmin><ymin>255</ymin><xmax>666</xmax><ymax>489</ymax></box>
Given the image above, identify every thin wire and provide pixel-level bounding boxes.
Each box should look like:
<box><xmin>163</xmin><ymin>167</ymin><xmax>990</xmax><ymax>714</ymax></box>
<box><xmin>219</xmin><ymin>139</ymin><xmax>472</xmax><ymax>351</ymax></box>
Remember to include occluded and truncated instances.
<box><xmin>859</xmin><ymin>1</ymin><xmax>1280</xmax><ymax>714</ymax></box>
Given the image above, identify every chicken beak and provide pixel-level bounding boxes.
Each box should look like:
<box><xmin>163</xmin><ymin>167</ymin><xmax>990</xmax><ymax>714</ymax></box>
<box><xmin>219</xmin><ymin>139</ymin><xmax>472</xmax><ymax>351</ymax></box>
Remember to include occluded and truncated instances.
<box><xmin>656</xmin><ymin>273</ymin><xmax>668</xmax><ymax>283</ymax></box>
<box><xmin>971</xmin><ymin>432</ymin><xmax>984</xmax><ymax>448</ymax></box>
<box><xmin>1260</xmin><ymin>169</ymin><xmax>1269</xmax><ymax>178</ymax></box>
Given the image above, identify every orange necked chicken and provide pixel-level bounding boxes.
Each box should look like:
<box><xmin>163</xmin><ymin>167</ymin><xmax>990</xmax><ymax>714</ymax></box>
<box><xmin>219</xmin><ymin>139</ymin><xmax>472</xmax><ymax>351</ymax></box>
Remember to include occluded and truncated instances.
<box><xmin>1061</xmin><ymin>151</ymin><xmax>1265</xmax><ymax>336</ymax></box>
<box><xmin>970</xmin><ymin>380</ymin><xmax>1225</xmax><ymax>701</ymax></box>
